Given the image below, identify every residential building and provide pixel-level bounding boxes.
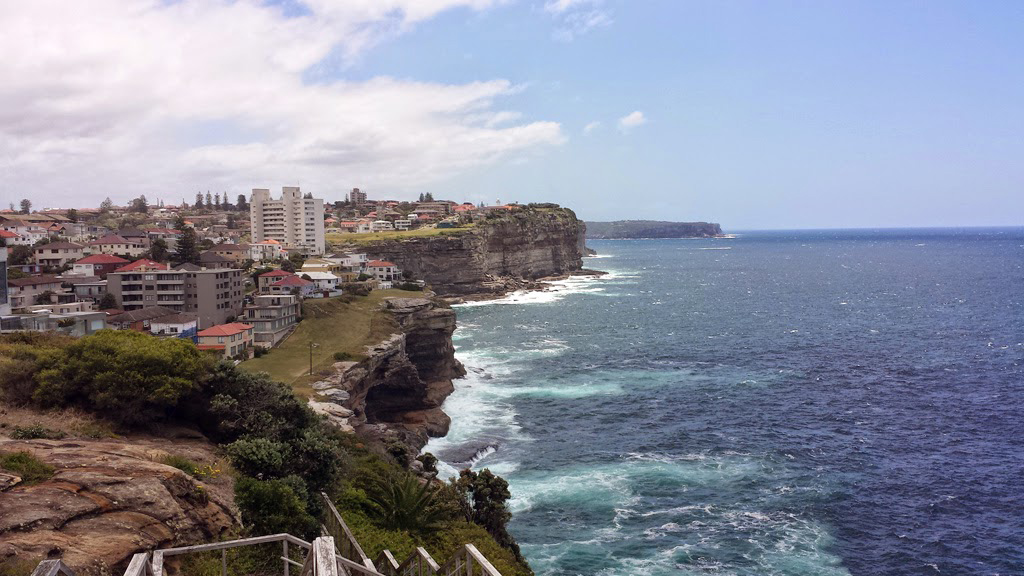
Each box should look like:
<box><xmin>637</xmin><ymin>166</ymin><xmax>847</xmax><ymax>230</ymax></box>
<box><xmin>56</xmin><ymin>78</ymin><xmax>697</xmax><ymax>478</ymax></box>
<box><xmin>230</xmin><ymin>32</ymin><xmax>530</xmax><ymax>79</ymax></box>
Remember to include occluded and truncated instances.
<box><xmin>0</xmin><ymin>230</ymin><xmax>22</xmax><ymax>245</ymax></box>
<box><xmin>107</xmin><ymin>265</ymin><xmax>243</xmax><ymax>328</ymax></box>
<box><xmin>150</xmin><ymin>313</ymin><xmax>199</xmax><ymax>341</ymax></box>
<box><xmin>0</xmin><ymin>221</ymin><xmax>48</xmax><ymax>246</ymax></box>
<box><xmin>145</xmin><ymin>228</ymin><xmax>181</xmax><ymax>251</ymax></box>
<box><xmin>0</xmin><ymin>247</ymin><xmax>9</xmax><ymax>316</ymax></box>
<box><xmin>257</xmin><ymin>269</ymin><xmax>293</xmax><ymax>292</ymax></box>
<box><xmin>207</xmin><ymin>243</ymin><xmax>249</xmax><ymax>265</ymax></box>
<box><xmin>303</xmin><ymin>271</ymin><xmax>340</xmax><ymax>292</ymax></box>
<box><xmin>0</xmin><ymin>311</ymin><xmax>106</xmax><ymax>336</ymax></box>
<box><xmin>250</xmin><ymin>186</ymin><xmax>325</xmax><ymax>255</ymax></box>
<box><xmin>394</xmin><ymin>219</ymin><xmax>412</xmax><ymax>231</ymax></box>
<box><xmin>268</xmin><ymin>275</ymin><xmax>315</xmax><ymax>297</ymax></box>
<box><xmin>113</xmin><ymin>259</ymin><xmax>169</xmax><ymax>273</ymax></box>
<box><xmin>90</xmin><ymin>233</ymin><xmax>149</xmax><ymax>257</ymax></box>
<box><xmin>349</xmin><ymin>187</ymin><xmax>367</xmax><ymax>206</ymax></box>
<box><xmin>197</xmin><ymin>322</ymin><xmax>254</xmax><ymax>359</ymax></box>
<box><xmin>244</xmin><ymin>294</ymin><xmax>300</xmax><ymax>346</ymax></box>
<box><xmin>365</xmin><ymin>260</ymin><xmax>401</xmax><ymax>282</ymax></box>
<box><xmin>248</xmin><ymin>241</ymin><xmax>284</xmax><ymax>262</ymax></box>
<box><xmin>371</xmin><ymin>220</ymin><xmax>394</xmax><ymax>232</ymax></box>
<box><xmin>24</xmin><ymin>301</ymin><xmax>94</xmax><ymax>314</ymax></box>
<box><xmin>71</xmin><ymin>279</ymin><xmax>107</xmax><ymax>303</ymax></box>
<box><xmin>6</xmin><ymin>276</ymin><xmax>63</xmax><ymax>309</ymax></box>
<box><xmin>71</xmin><ymin>254</ymin><xmax>129</xmax><ymax>278</ymax></box>
<box><xmin>106</xmin><ymin>306</ymin><xmax>180</xmax><ymax>331</ymax></box>
<box><xmin>199</xmin><ymin>251</ymin><xmax>234</xmax><ymax>270</ymax></box>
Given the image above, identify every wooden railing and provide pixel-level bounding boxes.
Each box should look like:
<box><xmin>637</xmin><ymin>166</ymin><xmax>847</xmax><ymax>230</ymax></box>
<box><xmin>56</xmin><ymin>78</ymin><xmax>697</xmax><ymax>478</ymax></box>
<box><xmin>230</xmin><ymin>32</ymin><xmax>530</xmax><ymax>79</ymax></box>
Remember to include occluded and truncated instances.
<box><xmin>320</xmin><ymin>492</ymin><xmax>377</xmax><ymax>573</ymax></box>
<box><xmin>31</xmin><ymin>500</ymin><xmax>501</xmax><ymax>576</ymax></box>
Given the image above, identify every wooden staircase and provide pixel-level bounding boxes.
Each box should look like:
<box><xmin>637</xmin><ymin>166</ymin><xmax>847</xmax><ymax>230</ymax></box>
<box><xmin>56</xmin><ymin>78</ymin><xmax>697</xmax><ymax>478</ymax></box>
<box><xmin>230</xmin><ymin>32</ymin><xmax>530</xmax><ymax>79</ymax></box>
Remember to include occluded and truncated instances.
<box><xmin>30</xmin><ymin>493</ymin><xmax>502</xmax><ymax>576</ymax></box>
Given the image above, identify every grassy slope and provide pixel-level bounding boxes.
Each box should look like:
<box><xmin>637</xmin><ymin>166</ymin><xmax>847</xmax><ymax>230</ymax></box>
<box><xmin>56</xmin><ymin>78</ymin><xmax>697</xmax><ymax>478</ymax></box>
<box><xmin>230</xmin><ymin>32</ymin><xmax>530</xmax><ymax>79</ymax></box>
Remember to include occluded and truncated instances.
<box><xmin>240</xmin><ymin>289</ymin><xmax>417</xmax><ymax>396</ymax></box>
<box><xmin>326</xmin><ymin>224</ymin><xmax>474</xmax><ymax>247</ymax></box>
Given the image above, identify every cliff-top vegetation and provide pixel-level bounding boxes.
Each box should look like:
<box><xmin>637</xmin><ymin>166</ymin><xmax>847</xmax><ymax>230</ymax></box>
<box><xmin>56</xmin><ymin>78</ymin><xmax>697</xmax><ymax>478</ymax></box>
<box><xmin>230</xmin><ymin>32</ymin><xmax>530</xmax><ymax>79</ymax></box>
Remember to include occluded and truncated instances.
<box><xmin>0</xmin><ymin>328</ymin><xmax>533</xmax><ymax>576</ymax></box>
<box><xmin>241</xmin><ymin>288</ymin><xmax>415</xmax><ymax>394</ymax></box>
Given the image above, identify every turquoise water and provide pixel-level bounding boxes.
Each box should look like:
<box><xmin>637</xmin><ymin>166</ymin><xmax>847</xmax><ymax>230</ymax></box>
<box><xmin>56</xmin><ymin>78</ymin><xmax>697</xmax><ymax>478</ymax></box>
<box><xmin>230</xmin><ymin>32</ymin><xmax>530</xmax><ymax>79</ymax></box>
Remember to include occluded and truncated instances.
<box><xmin>424</xmin><ymin>229</ymin><xmax>1024</xmax><ymax>575</ymax></box>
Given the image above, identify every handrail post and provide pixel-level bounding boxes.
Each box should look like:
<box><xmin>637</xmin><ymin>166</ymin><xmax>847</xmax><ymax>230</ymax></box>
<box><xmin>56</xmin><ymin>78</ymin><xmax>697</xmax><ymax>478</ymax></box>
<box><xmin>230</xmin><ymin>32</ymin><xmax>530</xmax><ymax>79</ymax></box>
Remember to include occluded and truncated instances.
<box><xmin>221</xmin><ymin>549</ymin><xmax>227</xmax><ymax>576</ymax></box>
<box><xmin>283</xmin><ymin>540</ymin><xmax>290</xmax><ymax>576</ymax></box>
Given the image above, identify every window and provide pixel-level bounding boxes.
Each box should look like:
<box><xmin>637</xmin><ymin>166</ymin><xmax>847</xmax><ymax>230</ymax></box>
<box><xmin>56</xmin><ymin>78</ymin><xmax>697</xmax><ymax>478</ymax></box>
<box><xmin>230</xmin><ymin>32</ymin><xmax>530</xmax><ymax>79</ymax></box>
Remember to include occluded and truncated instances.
<box><xmin>218</xmin><ymin>336</ymin><xmax>224</xmax><ymax>343</ymax></box>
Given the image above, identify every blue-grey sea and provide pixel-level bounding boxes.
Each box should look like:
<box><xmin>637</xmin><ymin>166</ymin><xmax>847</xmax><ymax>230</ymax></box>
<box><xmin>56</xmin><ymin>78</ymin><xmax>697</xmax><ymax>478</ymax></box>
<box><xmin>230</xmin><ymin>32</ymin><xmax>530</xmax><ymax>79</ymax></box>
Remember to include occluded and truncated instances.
<box><xmin>424</xmin><ymin>229</ymin><xmax>1024</xmax><ymax>576</ymax></box>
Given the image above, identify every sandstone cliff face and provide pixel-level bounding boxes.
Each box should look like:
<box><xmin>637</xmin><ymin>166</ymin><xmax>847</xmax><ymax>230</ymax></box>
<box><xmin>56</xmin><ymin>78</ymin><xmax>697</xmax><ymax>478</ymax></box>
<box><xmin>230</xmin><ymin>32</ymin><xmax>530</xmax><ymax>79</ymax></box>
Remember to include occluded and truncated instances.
<box><xmin>357</xmin><ymin>207</ymin><xmax>586</xmax><ymax>296</ymax></box>
<box><xmin>0</xmin><ymin>438</ymin><xmax>237</xmax><ymax>574</ymax></box>
<box><xmin>308</xmin><ymin>298</ymin><xmax>464</xmax><ymax>453</ymax></box>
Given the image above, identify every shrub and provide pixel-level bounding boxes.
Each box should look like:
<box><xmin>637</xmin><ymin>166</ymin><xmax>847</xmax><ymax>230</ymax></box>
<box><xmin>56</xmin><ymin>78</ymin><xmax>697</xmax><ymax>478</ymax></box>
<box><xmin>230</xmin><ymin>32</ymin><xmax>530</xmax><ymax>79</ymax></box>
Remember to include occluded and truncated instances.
<box><xmin>396</xmin><ymin>282</ymin><xmax>423</xmax><ymax>292</ymax></box>
<box><xmin>10</xmin><ymin>425</ymin><xmax>65</xmax><ymax>440</ymax></box>
<box><xmin>226</xmin><ymin>437</ymin><xmax>287</xmax><ymax>478</ymax></box>
<box><xmin>0</xmin><ymin>451</ymin><xmax>55</xmax><ymax>485</ymax></box>
<box><xmin>333</xmin><ymin>351</ymin><xmax>354</xmax><ymax>362</ymax></box>
<box><xmin>235</xmin><ymin>476</ymin><xmax>318</xmax><ymax>538</ymax></box>
<box><xmin>365</xmin><ymin>472</ymin><xmax>451</xmax><ymax>534</ymax></box>
<box><xmin>161</xmin><ymin>454</ymin><xmax>200</xmax><ymax>476</ymax></box>
<box><xmin>32</xmin><ymin>330</ymin><xmax>211</xmax><ymax>426</ymax></box>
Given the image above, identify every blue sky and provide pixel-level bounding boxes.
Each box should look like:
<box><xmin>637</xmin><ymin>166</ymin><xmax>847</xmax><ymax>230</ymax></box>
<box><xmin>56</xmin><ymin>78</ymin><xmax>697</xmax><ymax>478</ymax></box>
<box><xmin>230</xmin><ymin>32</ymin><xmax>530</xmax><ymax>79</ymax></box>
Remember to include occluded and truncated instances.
<box><xmin>3</xmin><ymin>1</ymin><xmax>1023</xmax><ymax>229</ymax></box>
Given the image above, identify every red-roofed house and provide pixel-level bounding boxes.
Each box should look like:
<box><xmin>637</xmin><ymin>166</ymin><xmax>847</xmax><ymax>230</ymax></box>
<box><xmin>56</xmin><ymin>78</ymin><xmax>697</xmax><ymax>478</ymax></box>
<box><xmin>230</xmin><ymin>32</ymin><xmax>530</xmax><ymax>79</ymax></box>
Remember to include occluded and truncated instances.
<box><xmin>72</xmin><ymin>254</ymin><xmax>130</xmax><ymax>278</ymax></box>
<box><xmin>90</xmin><ymin>233</ymin><xmax>149</xmax><ymax>257</ymax></box>
<box><xmin>269</xmin><ymin>275</ymin><xmax>315</xmax><ymax>297</ymax></box>
<box><xmin>366</xmin><ymin>260</ymin><xmax>401</xmax><ymax>282</ymax></box>
<box><xmin>257</xmin><ymin>269</ymin><xmax>294</xmax><ymax>292</ymax></box>
<box><xmin>114</xmin><ymin>259</ymin><xmax>169</xmax><ymax>273</ymax></box>
<box><xmin>197</xmin><ymin>322</ymin><xmax>254</xmax><ymax>359</ymax></box>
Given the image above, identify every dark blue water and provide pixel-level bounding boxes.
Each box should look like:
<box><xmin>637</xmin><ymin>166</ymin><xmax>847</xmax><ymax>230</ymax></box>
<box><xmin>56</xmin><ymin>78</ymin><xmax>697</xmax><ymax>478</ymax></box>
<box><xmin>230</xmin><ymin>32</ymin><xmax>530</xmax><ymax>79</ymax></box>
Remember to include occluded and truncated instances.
<box><xmin>425</xmin><ymin>229</ymin><xmax>1024</xmax><ymax>575</ymax></box>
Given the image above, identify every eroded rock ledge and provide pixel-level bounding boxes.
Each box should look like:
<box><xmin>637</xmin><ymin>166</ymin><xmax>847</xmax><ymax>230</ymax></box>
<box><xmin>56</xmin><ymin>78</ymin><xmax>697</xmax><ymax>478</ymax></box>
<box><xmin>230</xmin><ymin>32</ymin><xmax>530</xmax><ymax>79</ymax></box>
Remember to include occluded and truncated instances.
<box><xmin>0</xmin><ymin>438</ymin><xmax>237</xmax><ymax>574</ymax></box>
<box><xmin>308</xmin><ymin>298</ymin><xmax>465</xmax><ymax>453</ymax></box>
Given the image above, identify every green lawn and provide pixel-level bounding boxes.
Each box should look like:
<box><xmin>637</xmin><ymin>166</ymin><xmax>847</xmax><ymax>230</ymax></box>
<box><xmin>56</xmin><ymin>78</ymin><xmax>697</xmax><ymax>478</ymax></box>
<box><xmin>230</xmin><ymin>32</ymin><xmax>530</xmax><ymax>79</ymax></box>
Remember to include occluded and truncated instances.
<box><xmin>326</xmin><ymin>224</ymin><xmax>474</xmax><ymax>247</ymax></box>
<box><xmin>241</xmin><ymin>289</ymin><xmax>417</xmax><ymax>395</ymax></box>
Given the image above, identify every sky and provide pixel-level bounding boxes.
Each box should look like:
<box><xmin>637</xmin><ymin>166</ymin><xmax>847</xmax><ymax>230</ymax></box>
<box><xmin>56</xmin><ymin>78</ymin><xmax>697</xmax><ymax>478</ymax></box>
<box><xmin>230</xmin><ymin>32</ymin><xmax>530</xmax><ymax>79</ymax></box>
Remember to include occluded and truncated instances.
<box><xmin>1</xmin><ymin>0</ymin><xmax>1023</xmax><ymax>229</ymax></box>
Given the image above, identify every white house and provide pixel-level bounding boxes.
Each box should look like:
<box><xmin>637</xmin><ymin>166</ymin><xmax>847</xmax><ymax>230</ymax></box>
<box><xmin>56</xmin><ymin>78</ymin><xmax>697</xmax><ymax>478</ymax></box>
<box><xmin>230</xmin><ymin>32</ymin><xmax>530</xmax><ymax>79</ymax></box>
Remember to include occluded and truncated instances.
<box><xmin>365</xmin><ymin>260</ymin><xmax>401</xmax><ymax>282</ymax></box>
<box><xmin>394</xmin><ymin>219</ymin><xmax>412</xmax><ymax>231</ymax></box>
<box><xmin>302</xmin><ymin>271</ymin><xmax>340</xmax><ymax>292</ymax></box>
<box><xmin>371</xmin><ymin>220</ymin><xmax>394</xmax><ymax>232</ymax></box>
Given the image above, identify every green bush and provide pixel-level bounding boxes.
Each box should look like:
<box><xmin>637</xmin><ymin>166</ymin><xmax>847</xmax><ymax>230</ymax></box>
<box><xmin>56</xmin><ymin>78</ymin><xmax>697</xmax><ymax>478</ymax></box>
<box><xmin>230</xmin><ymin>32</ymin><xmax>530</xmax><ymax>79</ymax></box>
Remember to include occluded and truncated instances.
<box><xmin>0</xmin><ymin>451</ymin><xmax>55</xmax><ymax>485</ymax></box>
<box><xmin>235</xmin><ymin>476</ymin><xmax>318</xmax><ymax>538</ymax></box>
<box><xmin>333</xmin><ymin>351</ymin><xmax>354</xmax><ymax>362</ymax></box>
<box><xmin>10</xmin><ymin>425</ymin><xmax>65</xmax><ymax>440</ymax></box>
<box><xmin>365</xmin><ymin>472</ymin><xmax>451</xmax><ymax>534</ymax></box>
<box><xmin>226</xmin><ymin>437</ymin><xmax>287</xmax><ymax>478</ymax></box>
<box><xmin>161</xmin><ymin>454</ymin><xmax>200</xmax><ymax>477</ymax></box>
<box><xmin>33</xmin><ymin>330</ymin><xmax>210</xmax><ymax>426</ymax></box>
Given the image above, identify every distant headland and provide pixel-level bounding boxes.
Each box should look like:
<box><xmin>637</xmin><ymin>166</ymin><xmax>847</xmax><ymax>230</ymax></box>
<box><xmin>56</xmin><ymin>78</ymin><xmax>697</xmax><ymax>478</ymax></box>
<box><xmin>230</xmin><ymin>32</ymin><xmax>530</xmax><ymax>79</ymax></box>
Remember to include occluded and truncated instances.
<box><xmin>585</xmin><ymin>220</ymin><xmax>724</xmax><ymax>239</ymax></box>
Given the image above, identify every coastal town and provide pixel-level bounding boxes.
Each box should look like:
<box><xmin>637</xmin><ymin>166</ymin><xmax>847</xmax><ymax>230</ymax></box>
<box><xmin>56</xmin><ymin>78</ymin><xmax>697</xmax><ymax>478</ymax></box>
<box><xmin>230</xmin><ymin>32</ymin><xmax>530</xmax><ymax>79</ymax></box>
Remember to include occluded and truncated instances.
<box><xmin>0</xmin><ymin>187</ymin><xmax>521</xmax><ymax>359</ymax></box>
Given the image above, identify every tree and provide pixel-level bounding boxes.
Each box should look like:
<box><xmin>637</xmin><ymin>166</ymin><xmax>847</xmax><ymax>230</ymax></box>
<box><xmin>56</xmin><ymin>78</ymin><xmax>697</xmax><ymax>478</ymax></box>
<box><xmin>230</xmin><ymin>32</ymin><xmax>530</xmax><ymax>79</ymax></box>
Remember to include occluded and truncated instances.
<box><xmin>32</xmin><ymin>330</ymin><xmax>211</xmax><ymax>426</ymax></box>
<box><xmin>280</xmin><ymin>259</ymin><xmax>296</xmax><ymax>273</ymax></box>
<box><xmin>236</xmin><ymin>194</ymin><xmax>248</xmax><ymax>211</ymax></box>
<box><xmin>226</xmin><ymin>214</ymin><xmax>237</xmax><ymax>229</ymax></box>
<box><xmin>173</xmin><ymin>216</ymin><xmax>201</xmax><ymax>265</ymax></box>
<box><xmin>454</xmin><ymin>469</ymin><xmax>523</xmax><ymax>561</ymax></box>
<box><xmin>148</xmin><ymin>238</ymin><xmax>170</xmax><ymax>262</ymax></box>
<box><xmin>214</xmin><ymin>192</ymin><xmax>221</xmax><ymax>209</ymax></box>
<box><xmin>130</xmin><ymin>195</ymin><xmax>148</xmax><ymax>214</ymax></box>
<box><xmin>100</xmin><ymin>197</ymin><xmax>114</xmax><ymax>214</ymax></box>
<box><xmin>418</xmin><ymin>193</ymin><xmax>425</xmax><ymax>202</ymax></box>
<box><xmin>288</xmin><ymin>252</ymin><xmax>306</xmax><ymax>270</ymax></box>
<box><xmin>19</xmin><ymin>199</ymin><xmax>31</xmax><ymax>214</ymax></box>
<box><xmin>205</xmin><ymin>191</ymin><xmax>213</xmax><ymax>208</ymax></box>
<box><xmin>195</xmin><ymin>192</ymin><xmax>205</xmax><ymax>210</ymax></box>
<box><xmin>8</xmin><ymin>245</ymin><xmax>32</xmax><ymax>265</ymax></box>
<box><xmin>66</xmin><ymin>209</ymin><xmax>78</xmax><ymax>223</ymax></box>
<box><xmin>97</xmin><ymin>292</ymin><xmax>118</xmax><ymax>310</ymax></box>
<box><xmin>424</xmin><ymin>192</ymin><xmax>434</xmax><ymax>202</ymax></box>
<box><xmin>222</xmin><ymin>193</ymin><xmax>231</xmax><ymax>211</ymax></box>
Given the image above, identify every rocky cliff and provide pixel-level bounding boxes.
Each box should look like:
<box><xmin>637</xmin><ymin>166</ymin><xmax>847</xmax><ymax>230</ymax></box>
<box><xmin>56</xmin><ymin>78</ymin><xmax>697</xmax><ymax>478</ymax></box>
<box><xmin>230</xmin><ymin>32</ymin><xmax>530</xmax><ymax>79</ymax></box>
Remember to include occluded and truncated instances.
<box><xmin>308</xmin><ymin>298</ymin><xmax>464</xmax><ymax>453</ymax></box>
<box><xmin>354</xmin><ymin>206</ymin><xmax>586</xmax><ymax>296</ymax></box>
<box><xmin>0</xmin><ymin>437</ymin><xmax>237</xmax><ymax>574</ymax></box>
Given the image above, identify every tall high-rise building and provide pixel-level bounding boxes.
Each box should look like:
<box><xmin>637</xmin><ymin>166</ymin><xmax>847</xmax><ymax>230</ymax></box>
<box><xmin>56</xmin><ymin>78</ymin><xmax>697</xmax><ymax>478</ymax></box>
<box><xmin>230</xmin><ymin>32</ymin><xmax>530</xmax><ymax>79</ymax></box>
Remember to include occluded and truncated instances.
<box><xmin>349</xmin><ymin>188</ymin><xmax>367</xmax><ymax>206</ymax></box>
<box><xmin>250</xmin><ymin>186</ymin><xmax>325</xmax><ymax>255</ymax></box>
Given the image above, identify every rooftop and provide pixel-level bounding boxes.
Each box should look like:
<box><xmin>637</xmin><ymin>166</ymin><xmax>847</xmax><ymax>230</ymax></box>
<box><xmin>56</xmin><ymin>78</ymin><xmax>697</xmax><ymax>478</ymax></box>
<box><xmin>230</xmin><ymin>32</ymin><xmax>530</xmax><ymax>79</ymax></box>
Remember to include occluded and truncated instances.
<box><xmin>198</xmin><ymin>322</ymin><xmax>254</xmax><ymax>337</ymax></box>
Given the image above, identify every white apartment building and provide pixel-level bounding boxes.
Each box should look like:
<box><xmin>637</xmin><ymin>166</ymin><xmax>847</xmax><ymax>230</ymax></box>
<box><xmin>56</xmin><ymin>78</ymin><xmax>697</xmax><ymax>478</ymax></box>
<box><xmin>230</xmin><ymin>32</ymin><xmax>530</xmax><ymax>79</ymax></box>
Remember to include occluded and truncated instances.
<box><xmin>250</xmin><ymin>186</ymin><xmax>325</xmax><ymax>255</ymax></box>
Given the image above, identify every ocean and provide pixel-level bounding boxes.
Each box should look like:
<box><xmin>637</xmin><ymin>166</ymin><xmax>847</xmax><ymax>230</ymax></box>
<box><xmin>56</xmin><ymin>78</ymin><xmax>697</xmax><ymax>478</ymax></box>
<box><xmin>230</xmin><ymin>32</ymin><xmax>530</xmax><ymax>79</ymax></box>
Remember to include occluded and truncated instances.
<box><xmin>423</xmin><ymin>229</ymin><xmax>1024</xmax><ymax>576</ymax></box>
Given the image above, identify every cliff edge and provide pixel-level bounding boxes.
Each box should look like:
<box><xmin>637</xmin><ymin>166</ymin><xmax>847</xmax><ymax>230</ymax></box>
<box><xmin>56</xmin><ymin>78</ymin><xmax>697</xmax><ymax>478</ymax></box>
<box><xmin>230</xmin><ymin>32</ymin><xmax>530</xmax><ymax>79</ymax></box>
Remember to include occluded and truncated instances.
<box><xmin>307</xmin><ymin>297</ymin><xmax>464</xmax><ymax>453</ymax></box>
<box><xmin>350</xmin><ymin>206</ymin><xmax>586</xmax><ymax>296</ymax></box>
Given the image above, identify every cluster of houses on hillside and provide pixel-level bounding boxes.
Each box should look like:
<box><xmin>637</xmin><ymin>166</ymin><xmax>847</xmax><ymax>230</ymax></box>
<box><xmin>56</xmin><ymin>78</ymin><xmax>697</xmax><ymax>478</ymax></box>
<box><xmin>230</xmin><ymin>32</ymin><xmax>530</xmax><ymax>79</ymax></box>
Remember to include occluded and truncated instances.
<box><xmin>0</xmin><ymin>184</ymin><xmax>527</xmax><ymax>360</ymax></box>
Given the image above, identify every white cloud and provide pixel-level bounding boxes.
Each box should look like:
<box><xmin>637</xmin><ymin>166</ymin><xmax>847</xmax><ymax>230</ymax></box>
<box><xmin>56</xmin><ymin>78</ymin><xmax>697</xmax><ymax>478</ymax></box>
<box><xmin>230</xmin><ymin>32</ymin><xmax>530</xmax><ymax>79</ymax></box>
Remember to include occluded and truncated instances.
<box><xmin>583</xmin><ymin>121</ymin><xmax>602</xmax><ymax>135</ymax></box>
<box><xmin>543</xmin><ymin>0</ymin><xmax>611</xmax><ymax>41</ymax></box>
<box><xmin>618</xmin><ymin>110</ymin><xmax>647</xmax><ymax>132</ymax></box>
<box><xmin>0</xmin><ymin>0</ymin><xmax>563</xmax><ymax>205</ymax></box>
